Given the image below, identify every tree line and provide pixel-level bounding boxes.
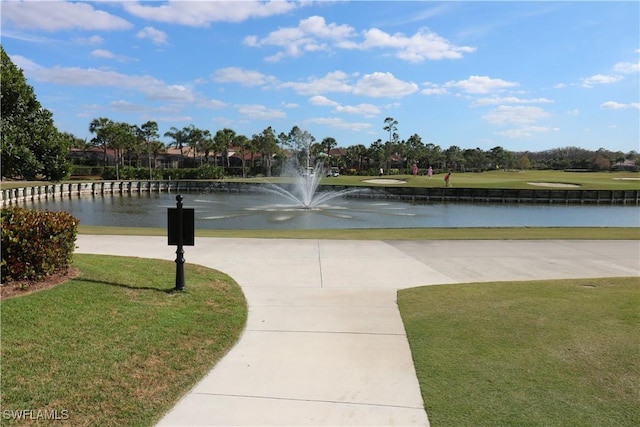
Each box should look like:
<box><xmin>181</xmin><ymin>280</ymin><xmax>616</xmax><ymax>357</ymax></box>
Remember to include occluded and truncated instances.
<box><xmin>2</xmin><ymin>45</ymin><xmax>638</xmax><ymax>181</ymax></box>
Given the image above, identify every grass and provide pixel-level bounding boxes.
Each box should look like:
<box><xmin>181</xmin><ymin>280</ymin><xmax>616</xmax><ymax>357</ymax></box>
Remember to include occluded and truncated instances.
<box><xmin>228</xmin><ymin>169</ymin><xmax>640</xmax><ymax>190</ymax></box>
<box><xmin>2</xmin><ymin>170</ymin><xmax>639</xmax><ymax>190</ymax></box>
<box><xmin>78</xmin><ymin>225</ymin><xmax>640</xmax><ymax>240</ymax></box>
<box><xmin>398</xmin><ymin>277</ymin><xmax>640</xmax><ymax>427</ymax></box>
<box><xmin>0</xmin><ymin>254</ymin><xmax>247</xmax><ymax>426</ymax></box>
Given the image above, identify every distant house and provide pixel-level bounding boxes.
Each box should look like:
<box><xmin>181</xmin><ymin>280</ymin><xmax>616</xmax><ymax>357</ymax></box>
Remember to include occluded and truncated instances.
<box><xmin>67</xmin><ymin>147</ymin><xmax>117</xmax><ymax>166</ymax></box>
<box><xmin>614</xmin><ymin>159</ymin><xmax>638</xmax><ymax>171</ymax></box>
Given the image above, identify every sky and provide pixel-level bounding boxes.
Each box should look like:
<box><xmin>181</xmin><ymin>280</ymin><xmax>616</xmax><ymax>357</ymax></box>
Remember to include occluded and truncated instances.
<box><xmin>1</xmin><ymin>0</ymin><xmax>639</xmax><ymax>154</ymax></box>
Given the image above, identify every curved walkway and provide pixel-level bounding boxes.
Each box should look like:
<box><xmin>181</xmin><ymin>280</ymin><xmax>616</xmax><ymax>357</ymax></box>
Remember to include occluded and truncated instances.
<box><xmin>76</xmin><ymin>236</ymin><xmax>639</xmax><ymax>426</ymax></box>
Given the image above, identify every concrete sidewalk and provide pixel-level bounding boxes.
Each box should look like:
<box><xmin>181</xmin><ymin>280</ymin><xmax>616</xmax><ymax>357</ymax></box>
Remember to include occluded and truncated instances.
<box><xmin>75</xmin><ymin>236</ymin><xmax>639</xmax><ymax>426</ymax></box>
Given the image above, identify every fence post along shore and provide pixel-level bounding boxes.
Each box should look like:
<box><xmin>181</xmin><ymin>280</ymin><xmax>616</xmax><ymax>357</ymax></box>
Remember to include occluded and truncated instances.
<box><xmin>1</xmin><ymin>181</ymin><xmax>639</xmax><ymax>206</ymax></box>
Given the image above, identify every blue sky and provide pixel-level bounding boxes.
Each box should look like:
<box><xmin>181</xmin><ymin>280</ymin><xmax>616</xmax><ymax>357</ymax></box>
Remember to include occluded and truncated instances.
<box><xmin>2</xmin><ymin>1</ymin><xmax>639</xmax><ymax>153</ymax></box>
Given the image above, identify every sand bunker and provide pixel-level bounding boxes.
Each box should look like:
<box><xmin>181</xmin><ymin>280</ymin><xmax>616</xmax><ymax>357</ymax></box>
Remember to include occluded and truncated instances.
<box><xmin>362</xmin><ymin>179</ymin><xmax>407</xmax><ymax>184</ymax></box>
<box><xmin>528</xmin><ymin>182</ymin><xmax>580</xmax><ymax>188</ymax></box>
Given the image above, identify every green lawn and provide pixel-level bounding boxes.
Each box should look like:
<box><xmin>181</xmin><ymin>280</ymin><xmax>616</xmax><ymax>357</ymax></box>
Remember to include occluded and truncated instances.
<box><xmin>237</xmin><ymin>169</ymin><xmax>640</xmax><ymax>190</ymax></box>
<box><xmin>398</xmin><ymin>277</ymin><xmax>640</xmax><ymax>427</ymax></box>
<box><xmin>0</xmin><ymin>255</ymin><xmax>247</xmax><ymax>426</ymax></box>
<box><xmin>78</xmin><ymin>225</ymin><xmax>640</xmax><ymax>240</ymax></box>
<box><xmin>2</xmin><ymin>169</ymin><xmax>639</xmax><ymax>190</ymax></box>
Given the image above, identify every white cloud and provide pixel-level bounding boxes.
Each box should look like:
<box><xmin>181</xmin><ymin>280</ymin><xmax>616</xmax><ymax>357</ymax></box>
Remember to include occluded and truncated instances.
<box><xmin>445</xmin><ymin>76</ymin><xmax>518</xmax><ymax>94</ymax></box>
<box><xmin>421</xmin><ymin>82</ymin><xmax>448</xmax><ymax>95</ymax></box>
<box><xmin>22</xmin><ymin>62</ymin><xmax>196</xmax><ymax>103</ymax></box>
<box><xmin>1</xmin><ymin>1</ymin><xmax>132</xmax><ymax>31</ymax></box>
<box><xmin>90</xmin><ymin>49</ymin><xmax>116</xmax><ymax>59</ymax></box>
<box><xmin>245</xmin><ymin>17</ymin><xmax>474</xmax><ymax>63</ymax></box>
<box><xmin>280</xmin><ymin>71</ymin><xmax>353</xmax><ymax>95</ymax></box>
<box><xmin>156</xmin><ymin>115</ymin><xmax>193</xmax><ymax>123</ymax></box>
<box><xmin>359</xmin><ymin>27</ymin><xmax>476</xmax><ymax>62</ymax></box>
<box><xmin>310</xmin><ymin>96</ymin><xmax>380</xmax><ymax>117</ymax></box>
<box><xmin>244</xmin><ymin>16</ymin><xmax>356</xmax><ymax>61</ymax></box>
<box><xmin>8</xmin><ymin>54</ymin><xmax>41</xmax><ymax>72</ymax></box>
<box><xmin>236</xmin><ymin>104</ymin><xmax>286</xmax><ymax>120</ymax></box>
<box><xmin>123</xmin><ymin>0</ymin><xmax>300</xmax><ymax>26</ymax></box>
<box><xmin>580</xmin><ymin>74</ymin><xmax>623</xmax><ymax>88</ymax></box>
<box><xmin>335</xmin><ymin>103</ymin><xmax>380</xmax><ymax>118</ymax></box>
<box><xmin>495</xmin><ymin>126</ymin><xmax>557</xmax><ymax>139</ymax></box>
<box><xmin>136</xmin><ymin>27</ymin><xmax>168</xmax><ymax>45</ymax></box>
<box><xmin>352</xmin><ymin>72</ymin><xmax>419</xmax><ymax>98</ymax></box>
<box><xmin>90</xmin><ymin>49</ymin><xmax>134</xmax><ymax>63</ymax></box>
<box><xmin>110</xmin><ymin>100</ymin><xmax>148</xmax><ymax>112</ymax></box>
<box><xmin>472</xmin><ymin>96</ymin><xmax>554</xmax><ymax>107</ymax></box>
<box><xmin>199</xmin><ymin>99</ymin><xmax>228</xmax><ymax>109</ymax></box>
<box><xmin>75</xmin><ymin>35</ymin><xmax>104</xmax><ymax>45</ymax></box>
<box><xmin>613</xmin><ymin>61</ymin><xmax>640</xmax><ymax>73</ymax></box>
<box><xmin>212</xmin><ymin>67</ymin><xmax>273</xmax><ymax>87</ymax></box>
<box><xmin>309</xmin><ymin>96</ymin><xmax>338</xmax><ymax>107</ymax></box>
<box><xmin>307</xmin><ymin>117</ymin><xmax>372</xmax><ymax>132</ymax></box>
<box><xmin>601</xmin><ymin>101</ymin><xmax>640</xmax><ymax>110</ymax></box>
<box><xmin>483</xmin><ymin>105</ymin><xmax>551</xmax><ymax>126</ymax></box>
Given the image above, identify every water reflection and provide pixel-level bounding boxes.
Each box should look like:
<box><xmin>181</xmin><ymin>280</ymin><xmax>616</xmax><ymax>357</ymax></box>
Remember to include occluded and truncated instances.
<box><xmin>25</xmin><ymin>192</ymin><xmax>639</xmax><ymax>230</ymax></box>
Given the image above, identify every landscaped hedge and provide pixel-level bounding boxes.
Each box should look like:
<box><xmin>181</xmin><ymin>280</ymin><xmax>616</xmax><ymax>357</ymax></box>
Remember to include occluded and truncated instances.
<box><xmin>71</xmin><ymin>165</ymin><xmax>104</xmax><ymax>177</ymax></box>
<box><xmin>1</xmin><ymin>207</ymin><xmax>79</xmax><ymax>282</ymax></box>
<box><xmin>100</xmin><ymin>165</ymin><xmax>223</xmax><ymax>180</ymax></box>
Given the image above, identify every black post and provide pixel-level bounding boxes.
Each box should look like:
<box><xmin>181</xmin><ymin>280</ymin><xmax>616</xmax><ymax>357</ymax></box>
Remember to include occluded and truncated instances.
<box><xmin>174</xmin><ymin>194</ymin><xmax>185</xmax><ymax>291</ymax></box>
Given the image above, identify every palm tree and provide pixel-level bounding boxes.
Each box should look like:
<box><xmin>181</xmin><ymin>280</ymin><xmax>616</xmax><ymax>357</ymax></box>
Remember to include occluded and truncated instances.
<box><xmin>101</xmin><ymin>121</ymin><xmax>135</xmax><ymax>179</ymax></box>
<box><xmin>197</xmin><ymin>130</ymin><xmax>215</xmax><ymax>165</ymax></box>
<box><xmin>89</xmin><ymin>117</ymin><xmax>113</xmax><ymax>166</ymax></box>
<box><xmin>164</xmin><ymin>126</ymin><xmax>189</xmax><ymax>167</ymax></box>
<box><xmin>139</xmin><ymin>121</ymin><xmax>159</xmax><ymax>178</ymax></box>
<box><xmin>232</xmin><ymin>134</ymin><xmax>250</xmax><ymax>178</ymax></box>
<box><xmin>214</xmin><ymin>128</ymin><xmax>236</xmax><ymax>170</ymax></box>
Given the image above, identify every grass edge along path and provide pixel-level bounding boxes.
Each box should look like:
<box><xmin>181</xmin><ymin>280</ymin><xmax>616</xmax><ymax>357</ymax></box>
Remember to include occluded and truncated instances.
<box><xmin>0</xmin><ymin>254</ymin><xmax>248</xmax><ymax>427</ymax></box>
<box><xmin>78</xmin><ymin>225</ymin><xmax>640</xmax><ymax>240</ymax></box>
<box><xmin>398</xmin><ymin>277</ymin><xmax>640</xmax><ymax>427</ymax></box>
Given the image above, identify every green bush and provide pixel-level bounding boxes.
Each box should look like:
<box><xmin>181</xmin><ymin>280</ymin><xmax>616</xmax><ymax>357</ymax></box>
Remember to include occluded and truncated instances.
<box><xmin>195</xmin><ymin>165</ymin><xmax>223</xmax><ymax>179</ymax></box>
<box><xmin>160</xmin><ymin>166</ymin><xmax>223</xmax><ymax>180</ymax></box>
<box><xmin>1</xmin><ymin>207</ymin><xmax>79</xmax><ymax>282</ymax></box>
<box><xmin>101</xmin><ymin>166</ymin><xmax>163</xmax><ymax>180</ymax></box>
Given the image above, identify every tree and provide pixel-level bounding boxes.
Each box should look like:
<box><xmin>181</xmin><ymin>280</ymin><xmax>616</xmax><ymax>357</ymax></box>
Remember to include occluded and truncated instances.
<box><xmin>368</xmin><ymin>139</ymin><xmax>384</xmax><ymax>169</ymax></box>
<box><xmin>138</xmin><ymin>120</ymin><xmax>159</xmax><ymax>177</ymax></box>
<box><xmin>213</xmin><ymin>128</ymin><xmax>236</xmax><ymax>169</ymax></box>
<box><xmin>289</xmin><ymin>127</ymin><xmax>315</xmax><ymax>170</ymax></box>
<box><xmin>89</xmin><ymin>117</ymin><xmax>113</xmax><ymax>166</ymax></box>
<box><xmin>463</xmin><ymin>147</ymin><xmax>487</xmax><ymax>172</ymax></box>
<box><xmin>233</xmin><ymin>134</ymin><xmax>251</xmax><ymax>178</ymax></box>
<box><xmin>164</xmin><ymin>126</ymin><xmax>190</xmax><ymax>167</ymax></box>
<box><xmin>1</xmin><ymin>46</ymin><xmax>71</xmax><ymax>180</ymax></box>
<box><xmin>382</xmin><ymin>117</ymin><xmax>399</xmax><ymax>170</ymax></box>
<box><xmin>101</xmin><ymin>121</ymin><xmax>136</xmax><ymax>179</ymax></box>
<box><xmin>197</xmin><ymin>131</ymin><xmax>216</xmax><ymax>165</ymax></box>
<box><xmin>404</xmin><ymin>133</ymin><xmax>424</xmax><ymax>167</ymax></box>
<box><xmin>345</xmin><ymin>144</ymin><xmax>367</xmax><ymax>171</ymax></box>
<box><xmin>321</xmin><ymin>137</ymin><xmax>337</xmax><ymax>158</ymax></box>
<box><xmin>383</xmin><ymin>117</ymin><xmax>398</xmax><ymax>144</ymax></box>
<box><xmin>519</xmin><ymin>155</ymin><xmax>532</xmax><ymax>170</ymax></box>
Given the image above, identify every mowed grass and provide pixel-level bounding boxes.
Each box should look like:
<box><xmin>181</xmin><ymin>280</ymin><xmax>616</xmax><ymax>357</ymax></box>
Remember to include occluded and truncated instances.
<box><xmin>2</xmin><ymin>170</ymin><xmax>639</xmax><ymax>190</ymax></box>
<box><xmin>0</xmin><ymin>254</ymin><xmax>247</xmax><ymax>426</ymax></box>
<box><xmin>237</xmin><ymin>169</ymin><xmax>640</xmax><ymax>190</ymax></box>
<box><xmin>78</xmin><ymin>225</ymin><xmax>639</xmax><ymax>241</ymax></box>
<box><xmin>398</xmin><ymin>277</ymin><xmax>640</xmax><ymax>427</ymax></box>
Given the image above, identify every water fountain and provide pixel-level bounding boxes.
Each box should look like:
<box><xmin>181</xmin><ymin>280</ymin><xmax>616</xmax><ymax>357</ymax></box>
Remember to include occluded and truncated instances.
<box><xmin>260</xmin><ymin>160</ymin><xmax>359</xmax><ymax>209</ymax></box>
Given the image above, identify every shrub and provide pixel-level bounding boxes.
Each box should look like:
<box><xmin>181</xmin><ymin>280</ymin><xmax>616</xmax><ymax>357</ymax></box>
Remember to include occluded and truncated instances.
<box><xmin>160</xmin><ymin>166</ymin><xmax>223</xmax><ymax>180</ymax></box>
<box><xmin>100</xmin><ymin>166</ymin><xmax>163</xmax><ymax>180</ymax></box>
<box><xmin>195</xmin><ymin>165</ymin><xmax>223</xmax><ymax>179</ymax></box>
<box><xmin>1</xmin><ymin>207</ymin><xmax>79</xmax><ymax>282</ymax></box>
